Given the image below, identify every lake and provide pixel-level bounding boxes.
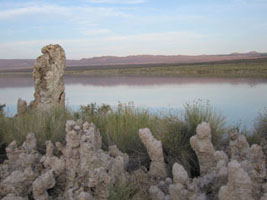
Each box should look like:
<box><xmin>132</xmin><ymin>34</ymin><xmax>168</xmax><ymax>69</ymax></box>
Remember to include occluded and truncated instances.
<box><xmin>0</xmin><ymin>74</ymin><xmax>267</xmax><ymax>129</ymax></box>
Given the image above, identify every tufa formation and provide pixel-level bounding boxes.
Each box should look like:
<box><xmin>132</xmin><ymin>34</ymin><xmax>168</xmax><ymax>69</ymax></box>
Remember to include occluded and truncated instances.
<box><xmin>148</xmin><ymin>122</ymin><xmax>267</xmax><ymax>200</ymax></box>
<box><xmin>17</xmin><ymin>44</ymin><xmax>66</xmax><ymax>113</ymax></box>
<box><xmin>31</xmin><ymin>44</ymin><xmax>66</xmax><ymax>110</ymax></box>
<box><xmin>1</xmin><ymin>121</ymin><xmax>266</xmax><ymax>199</ymax></box>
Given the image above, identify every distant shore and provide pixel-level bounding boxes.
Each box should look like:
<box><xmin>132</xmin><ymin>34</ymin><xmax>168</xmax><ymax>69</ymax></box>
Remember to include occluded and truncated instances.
<box><xmin>1</xmin><ymin>58</ymin><xmax>267</xmax><ymax>78</ymax></box>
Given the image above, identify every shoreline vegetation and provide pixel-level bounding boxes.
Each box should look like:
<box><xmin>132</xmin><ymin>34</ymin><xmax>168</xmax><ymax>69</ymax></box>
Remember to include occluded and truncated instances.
<box><xmin>1</xmin><ymin>101</ymin><xmax>266</xmax><ymax>169</ymax></box>
<box><xmin>0</xmin><ymin>101</ymin><xmax>266</xmax><ymax>199</ymax></box>
<box><xmin>1</xmin><ymin>102</ymin><xmax>267</xmax><ymax>199</ymax></box>
<box><xmin>1</xmin><ymin>58</ymin><xmax>267</xmax><ymax>78</ymax></box>
<box><xmin>0</xmin><ymin>46</ymin><xmax>267</xmax><ymax>198</ymax></box>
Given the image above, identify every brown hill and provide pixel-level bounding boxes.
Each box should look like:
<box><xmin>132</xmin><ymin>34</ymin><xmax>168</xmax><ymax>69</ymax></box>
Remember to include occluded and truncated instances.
<box><xmin>0</xmin><ymin>52</ymin><xmax>267</xmax><ymax>71</ymax></box>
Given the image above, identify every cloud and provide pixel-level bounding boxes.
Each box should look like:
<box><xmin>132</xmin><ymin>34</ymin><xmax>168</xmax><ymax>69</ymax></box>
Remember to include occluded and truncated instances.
<box><xmin>2</xmin><ymin>29</ymin><xmax>267</xmax><ymax>59</ymax></box>
<box><xmin>0</xmin><ymin>3</ymin><xmax>128</xmax><ymax>20</ymax></box>
<box><xmin>86</xmin><ymin>0</ymin><xmax>145</xmax><ymax>4</ymax></box>
<box><xmin>0</xmin><ymin>31</ymin><xmax>209</xmax><ymax>59</ymax></box>
<box><xmin>81</xmin><ymin>28</ymin><xmax>112</xmax><ymax>36</ymax></box>
<box><xmin>0</xmin><ymin>5</ymin><xmax>68</xmax><ymax>19</ymax></box>
<box><xmin>1</xmin><ymin>0</ymin><xmax>266</xmax><ymax>59</ymax></box>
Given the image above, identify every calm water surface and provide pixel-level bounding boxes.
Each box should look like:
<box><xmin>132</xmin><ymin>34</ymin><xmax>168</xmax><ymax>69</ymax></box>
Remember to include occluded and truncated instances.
<box><xmin>0</xmin><ymin>74</ymin><xmax>267</xmax><ymax>129</ymax></box>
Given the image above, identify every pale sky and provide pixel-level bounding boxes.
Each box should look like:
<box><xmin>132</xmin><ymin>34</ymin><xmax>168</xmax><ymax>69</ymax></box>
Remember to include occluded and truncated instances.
<box><xmin>1</xmin><ymin>0</ymin><xmax>267</xmax><ymax>59</ymax></box>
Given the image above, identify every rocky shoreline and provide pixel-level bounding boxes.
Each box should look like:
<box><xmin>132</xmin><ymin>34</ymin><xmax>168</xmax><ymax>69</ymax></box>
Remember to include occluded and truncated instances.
<box><xmin>1</xmin><ymin>44</ymin><xmax>266</xmax><ymax>200</ymax></box>
<box><xmin>0</xmin><ymin>120</ymin><xmax>266</xmax><ymax>199</ymax></box>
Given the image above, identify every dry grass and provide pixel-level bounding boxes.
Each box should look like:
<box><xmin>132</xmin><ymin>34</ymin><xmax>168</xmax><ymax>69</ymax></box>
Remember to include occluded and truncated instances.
<box><xmin>1</xmin><ymin>101</ymin><xmax>264</xmax><ymax>179</ymax></box>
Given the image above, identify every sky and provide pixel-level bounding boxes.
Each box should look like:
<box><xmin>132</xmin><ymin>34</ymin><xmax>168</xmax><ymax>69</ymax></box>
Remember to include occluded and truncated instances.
<box><xmin>0</xmin><ymin>0</ymin><xmax>267</xmax><ymax>59</ymax></box>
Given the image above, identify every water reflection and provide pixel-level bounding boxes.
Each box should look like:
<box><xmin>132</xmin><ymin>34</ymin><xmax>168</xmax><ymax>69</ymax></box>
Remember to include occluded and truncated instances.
<box><xmin>1</xmin><ymin>74</ymin><xmax>267</xmax><ymax>88</ymax></box>
<box><xmin>0</xmin><ymin>74</ymin><xmax>267</xmax><ymax>129</ymax></box>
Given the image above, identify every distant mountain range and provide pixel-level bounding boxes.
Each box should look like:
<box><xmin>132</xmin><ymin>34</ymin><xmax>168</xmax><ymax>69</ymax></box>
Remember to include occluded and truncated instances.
<box><xmin>0</xmin><ymin>52</ymin><xmax>267</xmax><ymax>71</ymax></box>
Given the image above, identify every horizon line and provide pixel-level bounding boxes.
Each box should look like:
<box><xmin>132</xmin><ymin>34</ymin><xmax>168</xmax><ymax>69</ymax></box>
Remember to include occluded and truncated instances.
<box><xmin>1</xmin><ymin>51</ymin><xmax>266</xmax><ymax>60</ymax></box>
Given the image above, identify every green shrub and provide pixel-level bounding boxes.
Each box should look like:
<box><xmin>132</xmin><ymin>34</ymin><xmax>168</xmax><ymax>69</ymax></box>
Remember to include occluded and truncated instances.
<box><xmin>0</xmin><ymin>101</ymin><xmax>227</xmax><ymax>175</ymax></box>
<box><xmin>0</xmin><ymin>101</ymin><xmax>227</xmax><ymax>176</ymax></box>
<box><xmin>158</xmin><ymin>115</ymin><xmax>198</xmax><ymax>176</ymax></box>
<box><xmin>158</xmin><ymin>101</ymin><xmax>226</xmax><ymax>177</ymax></box>
<box><xmin>184</xmin><ymin>100</ymin><xmax>226</xmax><ymax>148</ymax></box>
<box><xmin>109</xmin><ymin>184</ymin><xmax>139</xmax><ymax>200</ymax></box>
<box><xmin>244</xmin><ymin>108</ymin><xmax>267</xmax><ymax>145</ymax></box>
<box><xmin>79</xmin><ymin>103</ymin><xmax>155</xmax><ymax>169</ymax></box>
<box><xmin>0</xmin><ymin>106</ymin><xmax>72</xmax><ymax>153</ymax></box>
<box><xmin>0</xmin><ymin>104</ymin><xmax>5</xmax><ymax>117</ymax></box>
<box><xmin>254</xmin><ymin>108</ymin><xmax>267</xmax><ymax>138</ymax></box>
<box><xmin>0</xmin><ymin>104</ymin><xmax>7</xmax><ymax>162</ymax></box>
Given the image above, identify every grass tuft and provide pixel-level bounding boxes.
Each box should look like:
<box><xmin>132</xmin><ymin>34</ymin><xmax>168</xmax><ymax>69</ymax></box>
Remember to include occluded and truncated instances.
<box><xmin>2</xmin><ymin>101</ymin><xmax>264</xmax><ymax>178</ymax></box>
<box><xmin>254</xmin><ymin>108</ymin><xmax>267</xmax><ymax>139</ymax></box>
<box><xmin>109</xmin><ymin>184</ymin><xmax>139</xmax><ymax>200</ymax></box>
<box><xmin>79</xmin><ymin>102</ymin><xmax>154</xmax><ymax>169</ymax></box>
<box><xmin>184</xmin><ymin>100</ymin><xmax>226</xmax><ymax>148</ymax></box>
<box><xmin>0</xmin><ymin>106</ymin><xmax>72</xmax><ymax>153</ymax></box>
<box><xmin>245</xmin><ymin>108</ymin><xmax>267</xmax><ymax>145</ymax></box>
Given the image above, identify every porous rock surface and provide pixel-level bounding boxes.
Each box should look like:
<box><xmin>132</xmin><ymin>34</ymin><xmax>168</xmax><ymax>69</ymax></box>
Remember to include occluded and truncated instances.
<box><xmin>228</xmin><ymin>129</ymin><xmax>267</xmax><ymax>200</ymax></box>
<box><xmin>148</xmin><ymin>122</ymin><xmax>267</xmax><ymax>200</ymax></box>
<box><xmin>1</xmin><ymin>120</ymin><xmax>266</xmax><ymax>199</ymax></box>
<box><xmin>14</xmin><ymin>44</ymin><xmax>65</xmax><ymax>113</ymax></box>
<box><xmin>31</xmin><ymin>44</ymin><xmax>66</xmax><ymax>111</ymax></box>
<box><xmin>0</xmin><ymin>120</ymin><xmax>127</xmax><ymax>200</ymax></box>
<box><xmin>139</xmin><ymin>128</ymin><xmax>167</xmax><ymax>179</ymax></box>
<box><xmin>17</xmin><ymin>98</ymin><xmax>27</xmax><ymax>116</ymax></box>
<box><xmin>262</xmin><ymin>139</ymin><xmax>267</xmax><ymax>179</ymax></box>
<box><xmin>108</xmin><ymin>144</ymin><xmax>129</xmax><ymax>170</ymax></box>
<box><xmin>16</xmin><ymin>44</ymin><xmax>66</xmax><ymax>113</ymax></box>
<box><xmin>229</xmin><ymin>129</ymin><xmax>249</xmax><ymax>162</ymax></box>
<box><xmin>190</xmin><ymin>122</ymin><xmax>217</xmax><ymax>175</ymax></box>
<box><xmin>218</xmin><ymin>160</ymin><xmax>253</xmax><ymax>200</ymax></box>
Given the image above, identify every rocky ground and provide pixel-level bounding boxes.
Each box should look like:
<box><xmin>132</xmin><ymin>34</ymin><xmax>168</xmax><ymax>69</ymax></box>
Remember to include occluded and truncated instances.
<box><xmin>0</xmin><ymin>120</ymin><xmax>266</xmax><ymax>200</ymax></box>
<box><xmin>1</xmin><ymin>44</ymin><xmax>266</xmax><ymax>200</ymax></box>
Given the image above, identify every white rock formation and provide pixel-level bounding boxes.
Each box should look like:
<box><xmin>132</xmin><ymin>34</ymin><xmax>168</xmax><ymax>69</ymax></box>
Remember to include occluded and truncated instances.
<box><xmin>190</xmin><ymin>122</ymin><xmax>217</xmax><ymax>175</ymax></box>
<box><xmin>147</xmin><ymin>122</ymin><xmax>267</xmax><ymax>200</ymax></box>
<box><xmin>109</xmin><ymin>156</ymin><xmax>127</xmax><ymax>185</ymax></box>
<box><xmin>109</xmin><ymin>144</ymin><xmax>129</xmax><ymax>169</ymax></box>
<box><xmin>0</xmin><ymin>120</ymin><xmax>128</xmax><ymax>200</ymax></box>
<box><xmin>149</xmin><ymin>185</ymin><xmax>166</xmax><ymax>200</ymax></box>
<box><xmin>32</xmin><ymin>170</ymin><xmax>56</xmax><ymax>200</ymax></box>
<box><xmin>139</xmin><ymin>128</ymin><xmax>167</xmax><ymax>179</ymax></box>
<box><xmin>0</xmin><ymin>168</ymin><xmax>36</xmax><ymax>197</ymax></box>
<box><xmin>77</xmin><ymin>191</ymin><xmax>94</xmax><ymax>200</ymax></box>
<box><xmin>229</xmin><ymin>129</ymin><xmax>249</xmax><ymax>162</ymax></box>
<box><xmin>31</xmin><ymin>44</ymin><xmax>66</xmax><ymax>111</ymax></box>
<box><xmin>169</xmin><ymin>163</ymin><xmax>192</xmax><ymax>200</ymax></box>
<box><xmin>1</xmin><ymin>121</ymin><xmax>266</xmax><ymax>200</ymax></box>
<box><xmin>88</xmin><ymin>167</ymin><xmax>111</xmax><ymax>200</ymax></box>
<box><xmin>218</xmin><ymin>160</ymin><xmax>253</xmax><ymax>200</ymax></box>
<box><xmin>248</xmin><ymin>144</ymin><xmax>266</xmax><ymax>197</ymax></box>
<box><xmin>172</xmin><ymin>162</ymin><xmax>189</xmax><ymax>185</ymax></box>
<box><xmin>229</xmin><ymin>130</ymin><xmax>266</xmax><ymax>199</ymax></box>
<box><xmin>167</xmin><ymin>162</ymin><xmax>208</xmax><ymax>200</ymax></box>
<box><xmin>17</xmin><ymin>98</ymin><xmax>27</xmax><ymax>116</ymax></box>
<box><xmin>261</xmin><ymin>139</ymin><xmax>267</xmax><ymax>176</ymax></box>
<box><xmin>2</xmin><ymin>194</ymin><xmax>25</xmax><ymax>200</ymax></box>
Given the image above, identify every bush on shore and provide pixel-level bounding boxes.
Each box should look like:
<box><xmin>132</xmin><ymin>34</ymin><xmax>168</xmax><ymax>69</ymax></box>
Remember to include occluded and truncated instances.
<box><xmin>0</xmin><ymin>106</ymin><xmax>71</xmax><ymax>153</ymax></box>
<box><xmin>254</xmin><ymin>108</ymin><xmax>267</xmax><ymax>138</ymax></box>
<box><xmin>0</xmin><ymin>101</ymin><xmax>263</xmax><ymax>177</ymax></box>
<box><xmin>245</xmin><ymin>108</ymin><xmax>267</xmax><ymax>145</ymax></box>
